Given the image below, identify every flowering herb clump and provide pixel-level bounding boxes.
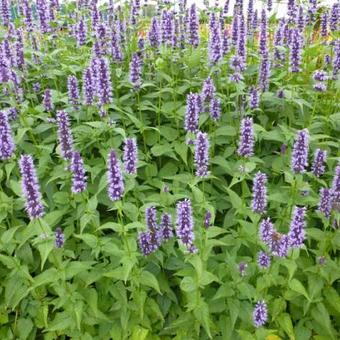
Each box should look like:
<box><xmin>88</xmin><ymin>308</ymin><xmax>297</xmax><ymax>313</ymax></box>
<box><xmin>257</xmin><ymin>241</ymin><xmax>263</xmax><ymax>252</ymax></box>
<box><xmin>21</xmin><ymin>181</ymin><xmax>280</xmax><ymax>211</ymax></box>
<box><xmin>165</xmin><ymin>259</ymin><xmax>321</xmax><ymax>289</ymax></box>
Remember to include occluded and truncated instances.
<box><xmin>0</xmin><ymin>1</ymin><xmax>339</xmax><ymax>336</ymax></box>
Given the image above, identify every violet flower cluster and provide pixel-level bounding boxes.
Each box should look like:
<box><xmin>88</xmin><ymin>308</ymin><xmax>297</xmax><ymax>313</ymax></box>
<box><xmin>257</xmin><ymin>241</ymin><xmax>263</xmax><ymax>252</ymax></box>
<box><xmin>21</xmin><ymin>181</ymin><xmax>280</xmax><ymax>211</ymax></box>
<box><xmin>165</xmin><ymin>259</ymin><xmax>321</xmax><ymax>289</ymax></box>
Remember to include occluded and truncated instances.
<box><xmin>288</xmin><ymin>206</ymin><xmax>306</xmax><ymax>248</ymax></box>
<box><xmin>0</xmin><ymin>110</ymin><xmax>15</xmax><ymax>160</ymax></box>
<box><xmin>123</xmin><ymin>137</ymin><xmax>138</xmax><ymax>175</ymax></box>
<box><xmin>194</xmin><ymin>131</ymin><xmax>209</xmax><ymax>178</ymax></box>
<box><xmin>107</xmin><ymin>150</ymin><xmax>124</xmax><ymax>201</ymax></box>
<box><xmin>311</xmin><ymin>149</ymin><xmax>327</xmax><ymax>177</ymax></box>
<box><xmin>19</xmin><ymin>155</ymin><xmax>45</xmax><ymax>220</ymax></box>
<box><xmin>56</xmin><ymin>111</ymin><xmax>74</xmax><ymax>160</ymax></box>
<box><xmin>55</xmin><ymin>227</ymin><xmax>65</xmax><ymax>248</ymax></box>
<box><xmin>138</xmin><ymin>207</ymin><xmax>174</xmax><ymax>255</ymax></box>
<box><xmin>237</xmin><ymin>117</ymin><xmax>254</xmax><ymax>158</ymax></box>
<box><xmin>70</xmin><ymin>151</ymin><xmax>87</xmax><ymax>194</ymax></box>
<box><xmin>291</xmin><ymin>129</ymin><xmax>309</xmax><ymax>174</ymax></box>
<box><xmin>184</xmin><ymin>93</ymin><xmax>200</xmax><ymax>133</ymax></box>
<box><xmin>129</xmin><ymin>53</ymin><xmax>143</xmax><ymax>88</ymax></box>
<box><xmin>176</xmin><ymin>199</ymin><xmax>196</xmax><ymax>252</ymax></box>
<box><xmin>252</xmin><ymin>171</ymin><xmax>267</xmax><ymax>214</ymax></box>
<box><xmin>253</xmin><ymin>301</ymin><xmax>268</xmax><ymax>328</ymax></box>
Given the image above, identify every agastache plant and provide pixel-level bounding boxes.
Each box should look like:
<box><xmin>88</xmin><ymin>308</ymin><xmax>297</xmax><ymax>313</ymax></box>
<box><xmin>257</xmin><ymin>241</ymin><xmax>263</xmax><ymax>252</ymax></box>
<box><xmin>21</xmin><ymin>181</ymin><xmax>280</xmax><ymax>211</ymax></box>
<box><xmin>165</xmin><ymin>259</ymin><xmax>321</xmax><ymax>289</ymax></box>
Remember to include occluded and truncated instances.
<box><xmin>194</xmin><ymin>131</ymin><xmax>209</xmax><ymax>177</ymax></box>
<box><xmin>291</xmin><ymin>129</ymin><xmax>309</xmax><ymax>174</ymax></box>
<box><xmin>176</xmin><ymin>199</ymin><xmax>195</xmax><ymax>252</ymax></box>
<box><xmin>210</xmin><ymin>97</ymin><xmax>221</xmax><ymax>121</ymax></box>
<box><xmin>95</xmin><ymin>57</ymin><xmax>113</xmax><ymax>105</ymax></box>
<box><xmin>188</xmin><ymin>4</ymin><xmax>199</xmax><ymax>47</ymax></box>
<box><xmin>56</xmin><ymin>111</ymin><xmax>74</xmax><ymax>160</ymax></box>
<box><xmin>70</xmin><ymin>151</ymin><xmax>87</xmax><ymax>194</ymax></box>
<box><xmin>184</xmin><ymin>93</ymin><xmax>199</xmax><ymax>133</ymax></box>
<box><xmin>0</xmin><ymin>110</ymin><xmax>15</xmax><ymax>160</ymax></box>
<box><xmin>288</xmin><ymin>206</ymin><xmax>307</xmax><ymax>248</ymax></box>
<box><xmin>129</xmin><ymin>53</ymin><xmax>142</xmax><ymax>88</ymax></box>
<box><xmin>311</xmin><ymin>149</ymin><xmax>327</xmax><ymax>177</ymax></box>
<box><xmin>107</xmin><ymin>150</ymin><xmax>124</xmax><ymax>201</ymax></box>
<box><xmin>252</xmin><ymin>171</ymin><xmax>268</xmax><ymax>214</ymax></box>
<box><xmin>237</xmin><ymin>117</ymin><xmax>255</xmax><ymax>158</ymax></box>
<box><xmin>67</xmin><ymin>75</ymin><xmax>80</xmax><ymax>107</ymax></box>
<box><xmin>19</xmin><ymin>155</ymin><xmax>45</xmax><ymax>220</ymax></box>
<box><xmin>318</xmin><ymin>188</ymin><xmax>332</xmax><ymax>218</ymax></box>
<box><xmin>253</xmin><ymin>301</ymin><xmax>268</xmax><ymax>328</ymax></box>
<box><xmin>123</xmin><ymin>137</ymin><xmax>138</xmax><ymax>175</ymax></box>
<box><xmin>257</xmin><ymin>251</ymin><xmax>271</xmax><ymax>269</ymax></box>
<box><xmin>43</xmin><ymin>89</ymin><xmax>53</xmax><ymax>112</ymax></box>
<box><xmin>160</xmin><ymin>213</ymin><xmax>173</xmax><ymax>241</ymax></box>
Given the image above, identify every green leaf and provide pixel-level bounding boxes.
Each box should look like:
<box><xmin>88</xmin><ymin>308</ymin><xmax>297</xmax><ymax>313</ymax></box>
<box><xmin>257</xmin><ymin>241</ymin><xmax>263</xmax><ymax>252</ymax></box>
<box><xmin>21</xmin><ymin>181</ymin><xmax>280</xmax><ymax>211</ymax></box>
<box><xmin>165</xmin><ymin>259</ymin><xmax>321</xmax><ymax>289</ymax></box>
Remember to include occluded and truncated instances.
<box><xmin>180</xmin><ymin>277</ymin><xmax>196</xmax><ymax>293</ymax></box>
<box><xmin>37</xmin><ymin>239</ymin><xmax>55</xmax><ymax>270</ymax></box>
<box><xmin>193</xmin><ymin>300</ymin><xmax>212</xmax><ymax>338</ymax></box>
<box><xmin>226</xmin><ymin>188</ymin><xmax>242</xmax><ymax>209</ymax></box>
<box><xmin>46</xmin><ymin>312</ymin><xmax>73</xmax><ymax>332</ymax></box>
<box><xmin>140</xmin><ymin>271</ymin><xmax>161</xmax><ymax>294</ymax></box>
<box><xmin>277</xmin><ymin>313</ymin><xmax>295</xmax><ymax>340</ymax></box>
<box><xmin>215</xmin><ymin>126</ymin><xmax>237</xmax><ymax>137</ymax></box>
<box><xmin>289</xmin><ymin>279</ymin><xmax>311</xmax><ymax>301</ymax></box>
<box><xmin>16</xmin><ymin>318</ymin><xmax>33</xmax><ymax>340</ymax></box>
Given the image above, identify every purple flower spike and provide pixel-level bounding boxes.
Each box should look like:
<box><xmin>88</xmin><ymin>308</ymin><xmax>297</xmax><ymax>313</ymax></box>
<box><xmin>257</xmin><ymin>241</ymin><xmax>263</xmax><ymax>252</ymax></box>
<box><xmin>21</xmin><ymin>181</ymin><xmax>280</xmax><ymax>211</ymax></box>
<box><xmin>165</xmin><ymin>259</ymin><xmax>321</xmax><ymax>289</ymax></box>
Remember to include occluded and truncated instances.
<box><xmin>19</xmin><ymin>155</ymin><xmax>45</xmax><ymax>220</ymax></box>
<box><xmin>194</xmin><ymin>131</ymin><xmax>209</xmax><ymax>178</ymax></box>
<box><xmin>22</xmin><ymin>0</ymin><xmax>33</xmax><ymax>31</ymax></box>
<box><xmin>43</xmin><ymin>89</ymin><xmax>53</xmax><ymax>112</ymax></box>
<box><xmin>95</xmin><ymin>57</ymin><xmax>113</xmax><ymax>105</ymax></box>
<box><xmin>76</xmin><ymin>19</ymin><xmax>87</xmax><ymax>47</ymax></box>
<box><xmin>160</xmin><ymin>213</ymin><xmax>173</xmax><ymax>241</ymax></box>
<box><xmin>259</xmin><ymin>218</ymin><xmax>274</xmax><ymax>247</ymax></box>
<box><xmin>176</xmin><ymin>199</ymin><xmax>195</xmax><ymax>251</ymax></box>
<box><xmin>239</xmin><ymin>262</ymin><xmax>248</xmax><ymax>276</ymax></box>
<box><xmin>253</xmin><ymin>301</ymin><xmax>268</xmax><ymax>328</ymax></box>
<box><xmin>271</xmin><ymin>232</ymin><xmax>289</xmax><ymax>257</ymax></box>
<box><xmin>331</xmin><ymin>163</ymin><xmax>340</xmax><ymax>208</ymax></box>
<box><xmin>330</xmin><ymin>3</ymin><xmax>339</xmax><ymax>32</ymax></box>
<box><xmin>318</xmin><ymin>188</ymin><xmax>332</xmax><ymax>218</ymax></box>
<box><xmin>204</xmin><ymin>211</ymin><xmax>212</xmax><ymax>228</ymax></box>
<box><xmin>237</xmin><ymin>117</ymin><xmax>255</xmax><ymax>158</ymax></box>
<box><xmin>56</xmin><ymin>111</ymin><xmax>74</xmax><ymax>160</ymax></box>
<box><xmin>36</xmin><ymin>0</ymin><xmax>50</xmax><ymax>33</ymax></box>
<box><xmin>148</xmin><ymin>16</ymin><xmax>161</xmax><ymax>48</ymax></box>
<box><xmin>0</xmin><ymin>111</ymin><xmax>15</xmax><ymax>160</ymax></box>
<box><xmin>289</xmin><ymin>28</ymin><xmax>303</xmax><ymax>73</ymax></box>
<box><xmin>202</xmin><ymin>76</ymin><xmax>216</xmax><ymax>103</ymax></box>
<box><xmin>70</xmin><ymin>151</ymin><xmax>87</xmax><ymax>194</ymax></box>
<box><xmin>123</xmin><ymin>138</ymin><xmax>138</xmax><ymax>175</ymax></box>
<box><xmin>313</xmin><ymin>83</ymin><xmax>327</xmax><ymax>92</ymax></box>
<box><xmin>257</xmin><ymin>251</ymin><xmax>271</xmax><ymax>269</ymax></box>
<box><xmin>188</xmin><ymin>4</ymin><xmax>199</xmax><ymax>47</ymax></box>
<box><xmin>138</xmin><ymin>231</ymin><xmax>155</xmax><ymax>256</ymax></box>
<box><xmin>249</xmin><ymin>87</ymin><xmax>259</xmax><ymax>109</ymax></box>
<box><xmin>288</xmin><ymin>206</ymin><xmax>306</xmax><ymax>248</ymax></box>
<box><xmin>145</xmin><ymin>206</ymin><xmax>158</xmax><ymax>230</ymax></box>
<box><xmin>67</xmin><ymin>75</ymin><xmax>80</xmax><ymax>107</ymax></box>
<box><xmin>184</xmin><ymin>93</ymin><xmax>199</xmax><ymax>133</ymax></box>
<box><xmin>0</xmin><ymin>0</ymin><xmax>10</xmax><ymax>26</ymax></box>
<box><xmin>252</xmin><ymin>171</ymin><xmax>267</xmax><ymax>214</ymax></box>
<box><xmin>129</xmin><ymin>53</ymin><xmax>143</xmax><ymax>88</ymax></box>
<box><xmin>291</xmin><ymin>129</ymin><xmax>309</xmax><ymax>174</ymax></box>
<box><xmin>55</xmin><ymin>227</ymin><xmax>65</xmax><ymax>248</ymax></box>
<box><xmin>312</xmin><ymin>149</ymin><xmax>327</xmax><ymax>177</ymax></box>
<box><xmin>83</xmin><ymin>67</ymin><xmax>94</xmax><ymax>105</ymax></box>
<box><xmin>107</xmin><ymin>150</ymin><xmax>124</xmax><ymax>201</ymax></box>
<box><xmin>208</xmin><ymin>13</ymin><xmax>222</xmax><ymax>64</ymax></box>
<box><xmin>313</xmin><ymin>70</ymin><xmax>328</xmax><ymax>81</ymax></box>
<box><xmin>210</xmin><ymin>97</ymin><xmax>221</xmax><ymax>121</ymax></box>
<box><xmin>5</xmin><ymin>108</ymin><xmax>17</xmax><ymax>121</ymax></box>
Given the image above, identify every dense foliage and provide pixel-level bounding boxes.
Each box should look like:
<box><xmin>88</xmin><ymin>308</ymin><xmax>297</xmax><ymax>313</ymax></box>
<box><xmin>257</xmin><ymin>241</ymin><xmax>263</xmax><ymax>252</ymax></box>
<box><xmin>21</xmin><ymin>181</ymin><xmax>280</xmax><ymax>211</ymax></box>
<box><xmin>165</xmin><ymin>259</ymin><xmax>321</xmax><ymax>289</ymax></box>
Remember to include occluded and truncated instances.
<box><xmin>0</xmin><ymin>0</ymin><xmax>340</xmax><ymax>339</ymax></box>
